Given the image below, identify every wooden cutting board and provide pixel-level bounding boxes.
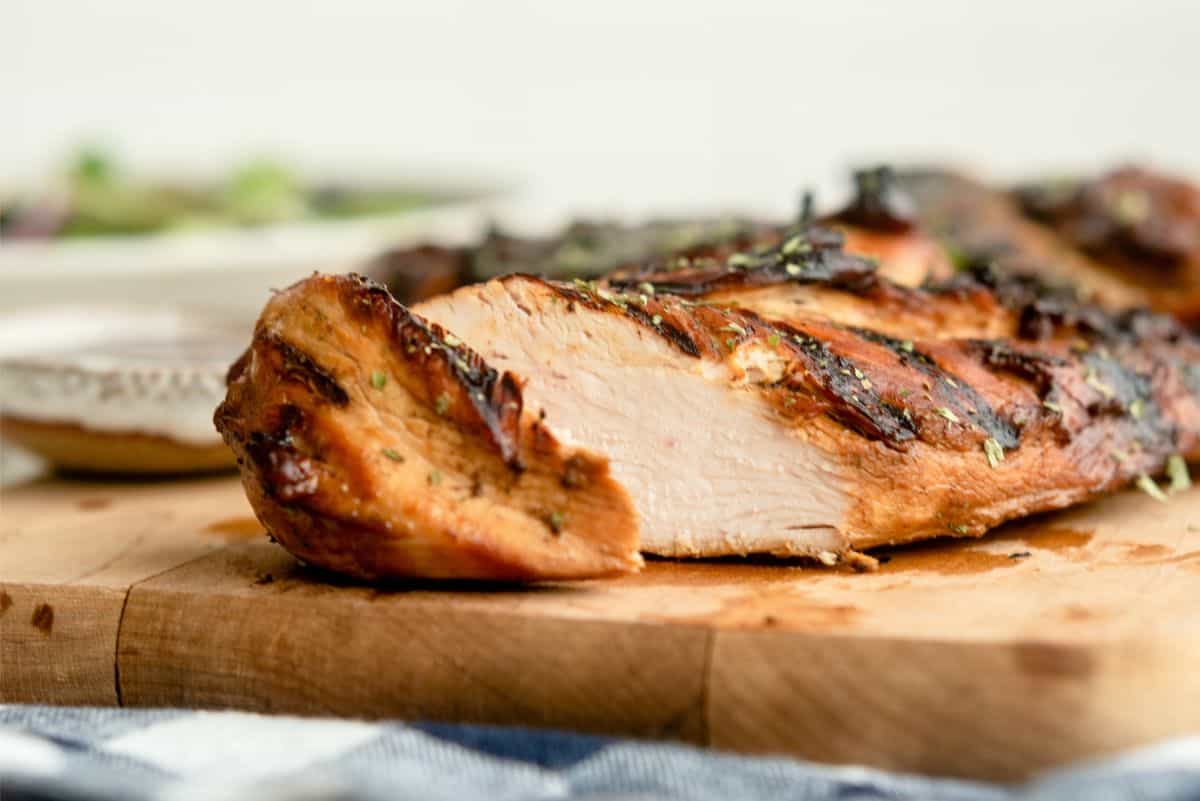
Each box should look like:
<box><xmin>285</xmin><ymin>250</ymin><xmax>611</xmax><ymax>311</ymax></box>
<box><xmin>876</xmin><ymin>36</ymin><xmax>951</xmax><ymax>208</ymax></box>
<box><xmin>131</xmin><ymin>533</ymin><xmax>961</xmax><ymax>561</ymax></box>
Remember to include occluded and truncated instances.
<box><xmin>3</xmin><ymin>473</ymin><xmax>1199</xmax><ymax>781</ymax></box>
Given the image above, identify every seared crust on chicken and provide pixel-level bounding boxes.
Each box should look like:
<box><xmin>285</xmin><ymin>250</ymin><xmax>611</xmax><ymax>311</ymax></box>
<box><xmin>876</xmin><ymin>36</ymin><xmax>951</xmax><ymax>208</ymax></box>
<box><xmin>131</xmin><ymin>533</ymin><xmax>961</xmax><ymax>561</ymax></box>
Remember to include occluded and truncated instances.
<box><xmin>215</xmin><ymin>273</ymin><xmax>641</xmax><ymax>581</ymax></box>
<box><xmin>899</xmin><ymin>165</ymin><xmax>1200</xmax><ymax>326</ymax></box>
<box><xmin>219</xmin><ymin>218</ymin><xmax>1200</xmax><ymax>580</ymax></box>
<box><xmin>369</xmin><ymin>169</ymin><xmax>953</xmax><ymax>307</ymax></box>
<box><xmin>418</xmin><ymin>227</ymin><xmax>1200</xmax><ymax>560</ymax></box>
<box><xmin>1014</xmin><ymin>165</ymin><xmax>1200</xmax><ymax>324</ymax></box>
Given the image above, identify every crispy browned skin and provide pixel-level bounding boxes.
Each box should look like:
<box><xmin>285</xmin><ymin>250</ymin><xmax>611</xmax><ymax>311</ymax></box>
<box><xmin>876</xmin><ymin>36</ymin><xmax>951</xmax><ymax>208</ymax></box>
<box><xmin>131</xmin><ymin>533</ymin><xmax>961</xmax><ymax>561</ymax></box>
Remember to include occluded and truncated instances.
<box><xmin>900</xmin><ymin>166</ymin><xmax>1200</xmax><ymax>326</ymax></box>
<box><xmin>598</xmin><ymin>226</ymin><xmax>1200</xmax><ymax>547</ymax></box>
<box><xmin>215</xmin><ymin>274</ymin><xmax>642</xmax><ymax>581</ymax></box>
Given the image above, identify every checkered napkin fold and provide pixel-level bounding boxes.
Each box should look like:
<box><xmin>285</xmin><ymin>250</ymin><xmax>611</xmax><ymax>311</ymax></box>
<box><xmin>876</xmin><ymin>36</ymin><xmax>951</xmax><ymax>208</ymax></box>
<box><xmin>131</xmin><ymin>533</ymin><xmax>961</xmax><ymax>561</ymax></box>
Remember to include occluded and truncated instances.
<box><xmin>2</xmin><ymin>706</ymin><xmax>1199</xmax><ymax>801</ymax></box>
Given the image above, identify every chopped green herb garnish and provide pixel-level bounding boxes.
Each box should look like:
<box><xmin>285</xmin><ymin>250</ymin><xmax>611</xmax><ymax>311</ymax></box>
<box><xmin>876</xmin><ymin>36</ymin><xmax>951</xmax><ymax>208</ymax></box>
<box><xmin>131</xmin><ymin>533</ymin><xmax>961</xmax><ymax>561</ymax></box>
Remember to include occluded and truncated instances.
<box><xmin>1130</xmin><ymin>398</ymin><xmax>1145</xmax><ymax>420</ymax></box>
<box><xmin>370</xmin><ymin>371</ymin><xmax>387</xmax><ymax>389</ymax></box>
<box><xmin>781</xmin><ymin>234</ymin><xmax>811</xmax><ymax>255</ymax></box>
<box><xmin>767</xmin><ymin>333</ymin><xmax>781</xmax><ymax>348</ymax></box>
<box><xmin>944</xmin><ymin>377</ymin><xmax>958</xmax><ymax>388</ymax></box>
<box><xmin>547</xmin><ymin>511</ymin><xmax>565</xmax><ymax>534</ymax></box>
<box><xmin>949</xmin><ymin>523</ymin><xmax>970</xmax><ymax>534</ymax></box>
<box><xmin>1167</xmin><ymin>454</ymin><xmax>1192</xmax><ymax>495</ymax></box>
<box><xmin>936</xmin><ymin>407</ymin><xmax>961</xmax><ymax>424</ymax></box>
<box><xmin>720</xmin><ymin>323</ymin><xmax>747</xmax><ymax>335</ymax></box>
<box><xmin>1111</xmin><ymin>449</ymin><xmax>1129</xmax><ymax>463</ymax></box>
<box><xmin>983</xmin><ymin>437</ymin><xmax>1004</xmax><ymax>468</ymax></box>
<box><xmin>728</xmin><ymin>253</ymin><xmax>756</xmax><ymax>269</ymax></box>
<box><xmin>638</xmin><ymin>282</ymin><xmax>656</xmax><ymax>295</ymax></box>
<box><xmin>1136</xmin><ymin>474</ymin><xmax>1168</xmax><ymax>502</ymax></box>
<box><xmin>381</xmin><ymin>448</ymin><xmax>404</xmax><ymax>462</ymax></box>
<box><xmin>443</xmin><ymin>334</ymin><xmax>461</xmax><ymax>347</ymax></box>
<box><xmin>860</xmin><ymin>378</ymin><xmax>872</xmax><ymax>391</ymax></box>
<box><xmin>651</xmin><ymin>314</ymin><xmax>663</xmax><ymax>326</ymax></box>
<box><xmin>434</xmin><ymin>393</ymin><xmax>450</xmax><ymax>416</ymax></box>
<box><xmin>899</xmin><ymin>340</ymin><xmax>914</xmax><ymax>353</ymax></box>
<box><xmin>1043</xmin><ymin>400</ymin><xmax>1063</xmax><ymax>414</ymax></box>
<box><xmin>725</xmin><ymin>338</ymin><xmax>737</xmax><ymax>350</ymax></box>
<box><xmin>428</xmin><ymin>470</ymin><xmax>442</xmax><ymax>486</ymax></box>
<box><xmin>784</xmin><ymin>264</ymin><xmax>802</xmax><ymax>277</ymax></box>
<box><xmin>853</xmin><ymin>368</ymin><xmax>865</xmax><ymax>380</ymax></box>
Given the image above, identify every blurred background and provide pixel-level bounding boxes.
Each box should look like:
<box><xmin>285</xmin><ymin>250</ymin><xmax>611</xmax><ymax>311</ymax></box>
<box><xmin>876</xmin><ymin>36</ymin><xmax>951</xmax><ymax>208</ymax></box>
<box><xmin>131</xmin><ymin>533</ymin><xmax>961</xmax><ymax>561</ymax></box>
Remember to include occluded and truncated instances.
<box><xmin>7</xmin><ymin>0</ymin><xmax>1200</xmax><ymax>214</ymax></box>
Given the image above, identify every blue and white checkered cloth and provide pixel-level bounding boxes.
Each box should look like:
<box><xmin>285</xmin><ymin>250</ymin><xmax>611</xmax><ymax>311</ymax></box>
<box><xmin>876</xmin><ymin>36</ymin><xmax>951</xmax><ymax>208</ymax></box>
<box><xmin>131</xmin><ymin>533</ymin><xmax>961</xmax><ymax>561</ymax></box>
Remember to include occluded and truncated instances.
<box><xmin>1</xmin><ymin>706</ymin><xmax>1199</xmax><ymax>801</ymax></box>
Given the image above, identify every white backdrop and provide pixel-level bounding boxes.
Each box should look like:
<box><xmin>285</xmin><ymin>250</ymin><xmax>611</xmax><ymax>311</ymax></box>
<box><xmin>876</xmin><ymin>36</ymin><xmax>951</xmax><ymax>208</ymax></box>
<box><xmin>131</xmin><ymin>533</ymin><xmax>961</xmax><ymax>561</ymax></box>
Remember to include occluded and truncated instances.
<box><xmin>7</xmin><ymin>0</ymin><xmax>1200</xmax><ymax>216</ymax></box>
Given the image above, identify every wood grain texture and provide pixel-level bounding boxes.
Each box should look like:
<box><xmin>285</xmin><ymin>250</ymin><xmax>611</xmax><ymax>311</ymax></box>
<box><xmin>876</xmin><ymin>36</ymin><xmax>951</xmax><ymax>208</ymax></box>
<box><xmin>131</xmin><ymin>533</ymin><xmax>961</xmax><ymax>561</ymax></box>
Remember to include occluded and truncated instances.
<box><xmin>0</xmin><ymin>582</ymin><xmax>124</xmax><ymax>704</ymax></box>
<box><xmin>3</xmin><ymin>474</ymin><xmax>1200</xmax><ymax>779</ymax></box>
<box><xmin>709</xmin><ymin>634</ymin><xmax>1200</xmax><ymax>781</ymax></box>
<box><xmin>0</xmin><ymin>475</ymin><xmax>248</xmax><ymax>702</ymax></box>
<box><xmin>118</xmin><ymin>542</ymin><xmax>709</xmax><ymax>742</ymax></box>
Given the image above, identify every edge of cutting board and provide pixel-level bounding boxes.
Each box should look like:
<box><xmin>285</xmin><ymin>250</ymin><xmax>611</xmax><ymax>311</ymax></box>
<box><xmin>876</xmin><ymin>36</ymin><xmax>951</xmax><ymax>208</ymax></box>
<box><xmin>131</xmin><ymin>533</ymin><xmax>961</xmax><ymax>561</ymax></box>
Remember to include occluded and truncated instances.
<box><xmin>4</xmin><ymin>475</ymin><xmax>1200</xmax><ymax>781</ymax></box>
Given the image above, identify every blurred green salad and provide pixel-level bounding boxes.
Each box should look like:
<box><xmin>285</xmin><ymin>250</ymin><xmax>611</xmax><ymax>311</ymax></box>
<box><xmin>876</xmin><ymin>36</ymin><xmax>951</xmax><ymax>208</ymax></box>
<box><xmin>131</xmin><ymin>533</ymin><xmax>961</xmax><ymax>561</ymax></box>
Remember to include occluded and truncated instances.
<box><xmin>0</xmin><ymin>148</ymin><xmax>460</xmax><ymax>239</ymax></box>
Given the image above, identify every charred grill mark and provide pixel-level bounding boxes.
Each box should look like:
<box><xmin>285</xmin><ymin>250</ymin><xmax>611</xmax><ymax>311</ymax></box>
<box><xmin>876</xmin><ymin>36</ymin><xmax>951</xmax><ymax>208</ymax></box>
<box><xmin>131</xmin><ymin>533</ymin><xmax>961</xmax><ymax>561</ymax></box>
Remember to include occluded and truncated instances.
<box><xmin>932</xmin><ymin>261</ymin><xmax>1187</xmax><ymax>345</ymax></box>
<box><xmin>823</xmin><ymin>165</ymin><xmax>918</xmax><ymax>234</ymax></box>
<box><xmin>774</xmin><ymin>323</ymin><xmax>918</xmax><ymax>446</ymax></box>
<box><xmin>550</xmin><ymin>281</ymin><xmax>705</xmax><ymax>357</ymax></box>
<box><xmin>1078</xmin><ymin>349</ymin><xmax>1146</xmax><ymax>415</ymax></box>
<box><xmin>1014</xmin><ymin>166</ymin><xmax>1200</xmax><ymax>278</ymax></box>
<box><xmin>339</xmin><ymin>273</ymin><xmax>526</xmax><ymax>470</ymax></box>
<box><xmin>607</xmin><ymin>226</ymin><xmax>879</xmax><ymax>297</ymax></box>
<box><xmin>1074</xmin><ymin>350</ymin><xmax>1176</xmax><ymax>449</ymax></box>
<box><xmin>269</xmin><ymin>336</ymin><xmax>350</xmax><ymax>406</ymax></box>
<box><xmin>853</xmin><ymin>328</ymin><xmax>1020</xmax><ymax>449</ymax></box>
<box><xmin>1015</xmin><ymin>294</ymin><xmax>1183</xmax><ymax>344</ymax></box>
<box><xmin>967</xmin><ymin>340</ymin><xmax>1065</xmax><ymax>396</ymax></box>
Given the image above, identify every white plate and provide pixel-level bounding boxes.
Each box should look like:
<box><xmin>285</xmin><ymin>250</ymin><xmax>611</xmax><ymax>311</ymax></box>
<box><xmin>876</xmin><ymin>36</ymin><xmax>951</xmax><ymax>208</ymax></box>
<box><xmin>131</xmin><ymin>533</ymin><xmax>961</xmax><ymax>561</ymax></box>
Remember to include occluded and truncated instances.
<box><xmin>0</xmin><ymin>305</ymin><xmax>246</xmax><ymax>475</ymax></box>
<box><xmin>0</xmin><ymin>196</ymin><xmax>505</xmax><ymax>322</ymax></box>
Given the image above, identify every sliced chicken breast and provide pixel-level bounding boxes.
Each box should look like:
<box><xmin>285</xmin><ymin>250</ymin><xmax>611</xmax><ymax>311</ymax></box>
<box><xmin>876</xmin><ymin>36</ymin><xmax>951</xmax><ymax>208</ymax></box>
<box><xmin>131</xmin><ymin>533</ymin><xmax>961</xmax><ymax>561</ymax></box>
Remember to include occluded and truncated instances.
<box><xmin>216</xmin><ymin>274</ymin><xmax>641</xmax><ymax>581</ymax></box>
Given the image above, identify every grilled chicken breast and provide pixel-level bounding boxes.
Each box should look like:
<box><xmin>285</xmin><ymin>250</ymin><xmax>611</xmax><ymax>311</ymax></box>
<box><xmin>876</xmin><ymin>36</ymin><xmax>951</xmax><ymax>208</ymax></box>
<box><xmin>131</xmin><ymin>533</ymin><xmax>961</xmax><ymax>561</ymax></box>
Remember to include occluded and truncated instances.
<box><xmin>1014</xmin><ymin>165</ymin><xmax>1200</xmax><ymax>323</ymax></box>
<box><xmin>900</xmin><ymin>165</ymin><xmax>1200</xmax><ymax>325</ymax></box>
<box><xmin>216</xmin><ymin>275</ymin><xmax>641</xmax><ymax>581</ymax></box>
<box><xmin>218</xmin><ymin>218</ymin><xmax>1200</xmax><ymax>580</ymax></box>
<box><xmin>417</xmin><ymin>228</ymin><xmax>1200</xmax><ymax>565</ymax></box>
<box><xmin>370</xmin><ymin>169</ymin><xmax>953</xmax><ymax>306</ymax></box>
